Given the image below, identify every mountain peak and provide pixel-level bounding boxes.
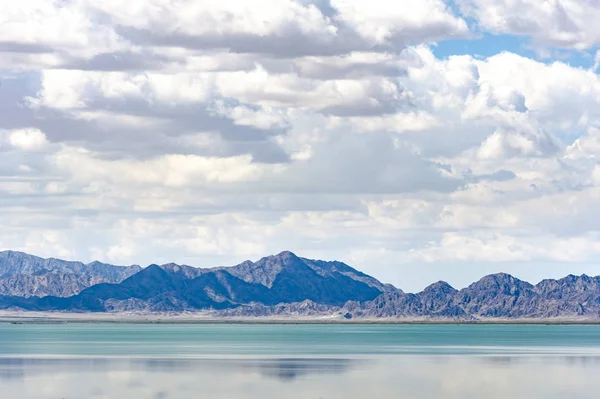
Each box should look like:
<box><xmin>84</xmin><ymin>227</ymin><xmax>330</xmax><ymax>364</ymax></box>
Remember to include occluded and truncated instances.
<box><xmin>0</xmin><ymin>250</ymin><xmax>40</xmax><ymax>260</ymax></box>
<box><xmin>160</xmin><ymin>263</ymin><xmax>203</xmax><ymax>279</ymax></box>
<box><xmin>561</xmin><ymin>274</ymin><xmax>592</xmax><ymax>282</ymax></box>
<box><xmin>0</xmin><ymin>250</ymin><xmax>143</xmax><ymax>297</ymax></box>
<box><xmin>124</xmin><ymin>264</ymin><xmax>168</xmax><ymax>283</ymax></box>
<box><xmin>422</xmin><ymin>281</ymin><xmax>456</xmax><ymax>294</ymax></box>
<box><xmin>5</xmin><ymin>250</ymin><xmax>600</xmax><ymax>319</ymax></box>
<box><xmin>472</xmin><ymin>272</ymin><xmax>527</xmax><ymax>286</ymax></box>
<box><xmin>487</xmin><ymin>272</ymin><xmax>517</xmax><ymax>280</ymax></box>
<box><xmin>87</xmin><ymin>260</ymin><xmax>105</xmax><ymax>266</ymax></box>
<box><xmin>273</xmin><ymin>251</ymin><xmax>300</xmax><ymax>260</ymax></box>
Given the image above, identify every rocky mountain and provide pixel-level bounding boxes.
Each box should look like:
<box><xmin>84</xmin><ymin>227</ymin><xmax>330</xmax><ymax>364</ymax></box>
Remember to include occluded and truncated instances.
<box><xmin>341</xmin><ymin>273</ymin><xmax>600</xmax><ymax>320</ymax></box>
<box><xmin>1</xmin><ymin>250</ymin><xmax>600</xmax><ymax>320</ymax></box>
<box><xmin>0</xmin><ymin>251</ymin><xmax>141</xmax><ymax>297</ymax></box>
<box><xmin>0</xmin><ymin>251</ymin><xmax>383</xmax><ymax>312</ymax></box>
<box><xmin>212</xmin><ymin>254</ymin><xmax>394</xmax><ymax>293</ymax></box>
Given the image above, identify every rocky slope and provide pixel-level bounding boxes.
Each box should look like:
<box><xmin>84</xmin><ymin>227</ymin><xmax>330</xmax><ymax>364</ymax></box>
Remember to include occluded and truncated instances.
<box><xmin>0</xmin><ymin>251</ymin><xmax>383</xmax><ymax>312</ymax></box>
<box><xmin>340</xmin><ymin>273</ymin><xmax>600</xmax><ymax>320</ymax></box>
<box><xmin>1</xmin><ymin>250</ymin><xmax>600</xmax><ymax>320</ymax></box>
<box><xmin>0</xmin><ymin>251</ymin><xmax>141</xmax><ymax>297</ymax></box>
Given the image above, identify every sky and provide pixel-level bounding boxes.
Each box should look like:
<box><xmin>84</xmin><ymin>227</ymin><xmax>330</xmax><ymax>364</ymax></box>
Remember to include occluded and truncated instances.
<box><xmin>2</xmin><ymin>0</ymin><xmax>600</xmax><ymax>292</ymax></box>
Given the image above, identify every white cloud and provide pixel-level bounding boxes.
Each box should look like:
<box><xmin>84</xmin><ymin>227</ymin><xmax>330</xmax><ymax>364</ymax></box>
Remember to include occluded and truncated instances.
<box><xmin>326</xmin><ymin>111</ymin><xmax>439</xmax><ymax>133</ymax></box>
<box><xmin>90</xmin><ymin>0</ymin><xmax>338</xmax><ymax>41</ymax></box>
<box><xmin>0</xmin><ymin>0</ymin><xmax>121</xmax><ymax>52</ymax></box>
<box><xmin>0</xmin><ymin>0</ymin><xmax>470</xmax><ymax>70</ymax></box>
<box><xmin>331</xmin><ymin>0</ymin><xmax>468</xmax><ymax>45</ymax></box>
<box><xmin>3</xmin><ymin>128</ymin><xmax>49</xmax><ymax>151</ymax></box>
<box><xmin>411</xmin><ymin>232</ymin><xmax>600</xmax><ymax>263</ymax></box>
<box><xmin>106</xmin><ymin>243</ymin><xmax>134</xmax><ymax>262</ymax></box>
<box><xmin>5</xmin><ymin>1</ymin><xmax>600</xmax><ymax>291</ymax></box>
<box><xmin>210</xmin><ymin>100</ymin><xmax>291</xmax><ymax>130</ymax></box>
<box><xmin>475</xmin><ymin>128</ymin><xmax>558</xmax><ymax>160</ymax></box>
<box><xmin>215</xmin><ymin>66</ymin><xmax>410</xmax><ymax>114</ymax></box>
<box><xmin>29</xmin><ymin>69</ymin><xmax>215</xmax><ymax>109</ymax></box>
<box><xmin>565</xmin><ymin>127</ymin><xmax>600</xmax><ymax>160</ymax></box>
<box><xmin>51</xmin><ymin>146</ymin><xmax>269</xmax><ymax>187</ymax></box>
<box><xmin>292</xmin><ymin>51</ymin><xmax>419</xmax><ymax>79</ymax></box>
<box><xmin>458</xmin><ymin>0</ymin><xmax>600</xmax><ymax>50</ymax></box>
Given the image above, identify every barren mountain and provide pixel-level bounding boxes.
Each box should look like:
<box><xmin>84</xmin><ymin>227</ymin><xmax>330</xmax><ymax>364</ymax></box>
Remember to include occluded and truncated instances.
<box><xmin>2</xmin><ymin>251</ymin><xmax>600</xmax><ymax>320</ymax></box>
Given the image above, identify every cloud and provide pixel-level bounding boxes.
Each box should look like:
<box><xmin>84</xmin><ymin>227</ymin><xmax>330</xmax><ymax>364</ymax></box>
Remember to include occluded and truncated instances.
<box><xmin>93</xmin><ymin>0</ymin><xmax>339</xmax><ymax>54</ymax></box>
<box><xmin>411</xmin><ymin>231</ymin><xmax>600</xmax><ymax>263</ymax></box>
<box><xmin>291</xmin><ymin>51</ymin><xmax>418</xmax><ymax>80</ymax></box>
<box><xmin>263</xmin><ymin>131</ymin><xmax>463</xmax><ymax>194</ymax></box>
<box><xmin>331</xmin><ymin>0</ymin><xmax>469</xmax><ymax>45</ymax></box>
<box><xmin>0</xmin><ymin>0</ymin><xmax>469</xmax><ymax>70</ymax></box>
<box><xmin>213</xmin><ymin>67</ymin><xmax>412</xmax><ymax>115</ymax></box>
<box><xmin>0</xmin><ymin>0</ymin><xmax>123</xmax><ymax>70</ymax></box>
<box><xmin>4</xmin><ymin>1</ymin><xmax>600</xmax><ymax>291</ymax></box>
<box><xmin>51</xmin><ymin>147</ymin><xmax>269</xmax><ymax>188</ymax></box>
<box><xmin>565</xmin><ymin>127</ymin><xmax>600</xmax><ymax>160</ymax></box>
<box><xmin>458</xmin><ymin>0</ymin><xmax>600</xmax><ymax>50</ymax></box>
<box><xmin>2</xmin><ymin>128</ymin><xmax>49</xmax><ymax>151</ymax></box>
<box><xmin>29</xmin><ymin>69</ymin><xmax>216</xmax><ymax>110</ymax></box>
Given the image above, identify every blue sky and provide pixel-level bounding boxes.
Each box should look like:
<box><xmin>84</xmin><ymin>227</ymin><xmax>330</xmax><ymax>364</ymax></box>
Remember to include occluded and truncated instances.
<box><xmin>433</xmin><ymin>33</ymin><xmax>598</xmax><ymax>69</ymax></box>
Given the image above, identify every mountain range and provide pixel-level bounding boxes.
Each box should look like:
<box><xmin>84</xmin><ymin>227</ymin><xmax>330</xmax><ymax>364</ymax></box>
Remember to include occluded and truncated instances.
<box><xmin>0</xmin><ymin>251</ymin><xmax>141</xmax><ymax>298</ymax></box>
<box><xmin>1</xmin><ymin>250</ymin><xmax>600</xmax><ymax>320</ymax></box>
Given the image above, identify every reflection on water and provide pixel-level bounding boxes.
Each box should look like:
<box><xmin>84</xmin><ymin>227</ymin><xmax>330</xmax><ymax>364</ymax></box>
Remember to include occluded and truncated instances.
<box><xmin>2</xmin><ymin>324</ymin><xmax>600</xmax><ymax>398</ymax></box>
<box><xmin>4</xmin><ymin>323</ymin><xmax>600</xmax><ymax>357</ymax></box>
<box><xmin>0</xmin><ymin>357</ymin><xmax>357</xmax><ymax>381</ymax></box>
<box><xmin>1</xmin><ymin>355</ymin><xmax>600</xmax><ymax>398</ymax></box>
<box><xmin>243</xmin><ymin>358</ymin><xmax>356</xmax><ymax>380</ymax></box>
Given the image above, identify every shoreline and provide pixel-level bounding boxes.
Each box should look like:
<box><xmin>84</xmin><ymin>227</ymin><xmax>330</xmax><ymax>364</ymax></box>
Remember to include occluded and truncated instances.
<box><xmin>1</xmin><ymin>312</ymin><xmax>600</xmax><ymax>325</ymax></box>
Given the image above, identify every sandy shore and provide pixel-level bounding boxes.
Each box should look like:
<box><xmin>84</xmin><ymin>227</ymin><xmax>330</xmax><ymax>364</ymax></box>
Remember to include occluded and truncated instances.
<box><xmin>1</xmin><ymin>311</ymin><xmax>600</xmax><ymax>325</ymax></box>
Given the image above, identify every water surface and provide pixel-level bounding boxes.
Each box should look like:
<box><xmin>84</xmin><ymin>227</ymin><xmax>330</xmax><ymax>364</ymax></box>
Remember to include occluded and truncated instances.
<box><xmin>1</xmin><ymin>323</ymin><xmax>599</xmax><ymax>398</ymax></box>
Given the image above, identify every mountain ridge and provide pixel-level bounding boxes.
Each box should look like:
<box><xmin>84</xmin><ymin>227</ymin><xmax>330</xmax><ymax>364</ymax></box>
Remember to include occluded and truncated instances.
<box><xmin>0</xmin><ymin>250</ymin><xmax>142</xmax><ymax>298</ymax></box>
<box><xmin>1</xmin><ymin>250</ymin><xmax>600</xmax><ymax>320</ymax></box>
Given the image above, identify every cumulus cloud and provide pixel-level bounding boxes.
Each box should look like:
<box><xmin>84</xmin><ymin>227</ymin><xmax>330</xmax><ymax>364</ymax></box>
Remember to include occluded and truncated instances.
<box><xmin>29</xmin><ymin>69</ymin><xmax>216</xmax><ymax>109</ymax></box>
<box><xmin>2</xmin><ymin>128</ymin><xmax>49</xmax><ymax>151</ymax></box>
<box><xmin>51</xmin><ymin>147</ymin><xmax>268</xmax><ymax>187</ymax></box>
<box><xmin>411</xmin><ymin>232</ymin><xmax>600</xmax><ymax>263</ymax></box>
<box><xmin>458</xmin><ymin>0</ymin><xmax>600</xmax><ymax>50</ymax></box>
<box><xmin>4</xmin><ymin>0</ymin><xmax>600</xmax><ymax>291</ymax></box>
<box><xmin>0</xmin><ymin>0</ymin><xmax>468</xmax><ymax>70</ymax></box>
<box><xmin>0</xmin><ymin>0</ymin><xmax>123</xmax><ymax>70</ymax></box>
<box><xmin>331</xmin><ymin>0</ymin><xmax>469</xmax><ymax>45</ymax></box>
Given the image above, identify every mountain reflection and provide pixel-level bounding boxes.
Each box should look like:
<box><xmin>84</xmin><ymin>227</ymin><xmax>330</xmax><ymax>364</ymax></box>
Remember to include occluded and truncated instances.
<box><xmin>480</xmin><ymin>355</ymin><xmax>600</xmax><ymax>365</ymax></box>
<box><xmin>0</xmin><ymin>357</ymin><xmax>358</xmax><ymax>382</ymax></box>
<box><xmin>2</xmin><ymin>355</ymin><xmax>600</xmax><ymax>398</ymax></box>
<box><xmin>136</xmin><ymin>357</ymin><xmax>357</xmax><ymax>380</ymax></box>
<box><xmin>244</xmin><ymin>358</ymin><xmax>355</xmax><ymax>381</ymax></box>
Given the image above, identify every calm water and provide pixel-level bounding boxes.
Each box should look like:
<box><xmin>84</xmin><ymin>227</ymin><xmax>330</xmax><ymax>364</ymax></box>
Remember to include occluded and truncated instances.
<box><xmin>1</xmin><ymin>323</ymin><xmax>600</xmax><ymax>398</ymax></box>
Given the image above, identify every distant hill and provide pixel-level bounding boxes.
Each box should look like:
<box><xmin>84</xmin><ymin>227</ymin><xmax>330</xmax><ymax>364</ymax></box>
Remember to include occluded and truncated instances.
<box><xmin>0</xmin><ymin>251</ymin><xmax>141</xmax><ymax>297</ymax></box>
<box><xmin>342</xmin><ymin>273</ymin><xmax>600</xmax><ymax>320</ymax></box>
<box><xmin>1</xmin><ymin>250</ymin><xmax>600</xmax><ymax>320</ymax></box>
<box><xmin>0</xmin><ymin>251</ymin><xmax>385</xmax><ymax>312</ymax></box>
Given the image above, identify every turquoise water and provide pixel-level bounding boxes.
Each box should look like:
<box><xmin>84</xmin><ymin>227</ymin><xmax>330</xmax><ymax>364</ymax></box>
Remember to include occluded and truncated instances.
<box><xmin>1</xmin><ymin>323</ymin><xmax>600</xmax><ymax>398</ymax></box>
<box><xmin>1</xmin><ymin>323</ymin><xmax>599</xmax><ymax>356</ymax></box>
